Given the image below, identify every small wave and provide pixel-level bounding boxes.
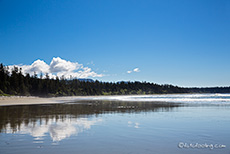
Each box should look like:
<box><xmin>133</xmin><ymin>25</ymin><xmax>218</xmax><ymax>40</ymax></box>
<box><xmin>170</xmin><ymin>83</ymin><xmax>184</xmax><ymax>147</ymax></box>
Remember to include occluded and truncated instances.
<box><xmin>76</xmin><ymin>94</ymin><xmax>230</xmax><ymax>104</ymax></box>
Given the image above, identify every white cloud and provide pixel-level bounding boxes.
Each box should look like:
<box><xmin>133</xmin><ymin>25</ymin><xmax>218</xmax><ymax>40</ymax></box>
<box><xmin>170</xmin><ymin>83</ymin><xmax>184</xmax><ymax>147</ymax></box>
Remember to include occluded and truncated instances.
<box><xmin>127</xmin><ymin>68</ymin><xmax>140</xmax><ymax>74</ymax></box>
<box><xmin>50</xmin><ymin>57</ymin><xmax>82</xmax><ymax>73</ymax></box>
<box><xmin>8</xmin><ymin>57</ymin><xmax>103</xmax><ymax>79</ymax></box>
<box><xmin>133</xmin><ymin>68</ymin><xmax>140</xmax><ymax>72</ymax></box>
<box><xmin>8</xmin><ymin>59</ymin><xmax>50</xmax><ymax>75</ymax></box>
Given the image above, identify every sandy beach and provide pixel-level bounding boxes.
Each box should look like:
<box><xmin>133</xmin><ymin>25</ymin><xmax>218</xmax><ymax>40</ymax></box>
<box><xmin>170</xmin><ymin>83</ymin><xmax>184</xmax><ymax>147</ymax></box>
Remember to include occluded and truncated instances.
<box><xmin>0</xmin><ymin>95</ymin><xmax>121</xmax><ymax>106</ymax></box>
<box><xmin>0</xmin><ymin>95</ymin><xmax>137</xmax><ymax>106</ymax></box>
<box><xmin>0</xmin><ymin>96</ymin><xmax>88</xmax><ymax>106</ymax></box>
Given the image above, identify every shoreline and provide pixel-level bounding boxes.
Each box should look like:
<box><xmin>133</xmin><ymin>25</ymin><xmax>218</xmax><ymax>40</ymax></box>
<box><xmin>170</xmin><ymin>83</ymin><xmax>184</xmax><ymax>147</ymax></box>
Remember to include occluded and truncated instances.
<box><xmin>0</xmin><ymin>96</ymin><xmax>61</xmax><ymax>106</ymax></box>
<box><xmin>1</xmin><ymin>93</ymin><xmax>229</xmax><ymax>106</ymax></box>
<box><xmin>0</xmin><ymin>94</ymin><xmax>162</xmax><ymax>106</ymax></box>
<box><xmin>0</xmin><ymin>95</ymin><xmax>129</xmax><ymax>106</ymax></box>
<box><xmin>0</xmin><ymin>96</ymin><xmax>93</xmax><ymax>106</ymax></box>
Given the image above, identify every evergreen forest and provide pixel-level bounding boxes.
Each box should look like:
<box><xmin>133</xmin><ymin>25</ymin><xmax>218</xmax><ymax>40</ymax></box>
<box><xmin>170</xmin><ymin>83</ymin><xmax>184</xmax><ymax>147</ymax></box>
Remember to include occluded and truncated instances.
<box><xmin>0</xmin><ymin>63</ymin><xmax>230</xmax><ymax>97</ymax></box>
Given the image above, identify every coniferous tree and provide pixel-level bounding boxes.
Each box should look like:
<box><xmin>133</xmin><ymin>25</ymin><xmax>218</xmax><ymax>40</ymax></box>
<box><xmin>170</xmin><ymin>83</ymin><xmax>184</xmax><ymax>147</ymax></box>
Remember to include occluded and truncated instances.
<box><xmin>1</xmin><ymin>63</ymin><xmax>230</xmax><ymax>97</ymax></box>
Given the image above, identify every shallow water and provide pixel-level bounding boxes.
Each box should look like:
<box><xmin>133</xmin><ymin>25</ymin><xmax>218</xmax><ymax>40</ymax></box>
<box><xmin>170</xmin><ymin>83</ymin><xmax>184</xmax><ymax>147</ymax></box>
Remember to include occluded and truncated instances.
<box><xmin>0</xmin><ymin>94</ymin><xmax>230</xmax><ymax>154</ymax></box>
<box><xmin>76</xmin><ymin>93</ymin><xmax>230</xmax><ymax>104</ymax></box>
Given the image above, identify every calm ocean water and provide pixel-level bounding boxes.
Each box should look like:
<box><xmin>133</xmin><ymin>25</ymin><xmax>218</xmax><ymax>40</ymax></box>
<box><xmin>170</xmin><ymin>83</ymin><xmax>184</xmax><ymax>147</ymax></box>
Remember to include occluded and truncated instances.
<box><xmin>0</xmin><ymin>94</ymin><xmax>230</xmax><ymax>154</ymax></box>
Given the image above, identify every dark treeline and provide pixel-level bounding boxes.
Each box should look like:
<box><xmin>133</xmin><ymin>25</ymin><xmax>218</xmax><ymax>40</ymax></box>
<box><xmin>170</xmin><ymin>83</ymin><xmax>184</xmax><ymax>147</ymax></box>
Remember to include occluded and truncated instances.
<box><xmin>0</xmin><ymin>63</ymin><xmax>230</xmax><ymax>96</ymax></box>
<box><xmin>186</xmin><ymin>87</ymin><xmax>230</xmax><ymax>93</ymax></box>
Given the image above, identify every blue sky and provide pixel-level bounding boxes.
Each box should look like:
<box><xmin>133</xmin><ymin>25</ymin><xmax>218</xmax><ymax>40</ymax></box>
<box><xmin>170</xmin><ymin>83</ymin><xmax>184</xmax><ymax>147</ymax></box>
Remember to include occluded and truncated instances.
<box><xmin>0</xmin><ymin>0</ymin><xmax>230</xmax><ymax>87</ymax></box>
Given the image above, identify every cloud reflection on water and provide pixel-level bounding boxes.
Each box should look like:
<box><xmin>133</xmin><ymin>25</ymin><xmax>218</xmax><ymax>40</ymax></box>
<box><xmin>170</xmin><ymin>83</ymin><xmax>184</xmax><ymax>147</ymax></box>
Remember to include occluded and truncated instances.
<box><xmin>128</xmin><ymin>121</ymin><xmax>140</xmax><ymax>129</ymax></box>
<box><xmin>5</xmin><ymin>118</ymin><xmax>102</xmax><ymax>142</ymax></box>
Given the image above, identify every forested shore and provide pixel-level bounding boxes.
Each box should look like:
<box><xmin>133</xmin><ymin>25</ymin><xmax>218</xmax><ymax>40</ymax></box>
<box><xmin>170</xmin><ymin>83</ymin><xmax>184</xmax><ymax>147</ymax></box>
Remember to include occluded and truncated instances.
<box><xmin>0</xmin><ymin>63</ymin><xmax>230</xmax><ymax>97</ymax></box>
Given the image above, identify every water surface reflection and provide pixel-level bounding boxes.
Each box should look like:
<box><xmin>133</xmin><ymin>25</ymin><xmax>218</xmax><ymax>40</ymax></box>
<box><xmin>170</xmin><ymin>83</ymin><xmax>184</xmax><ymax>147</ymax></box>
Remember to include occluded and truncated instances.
<box><xmin>1</xmin><ymin>100</ymin><xmax>230</xmax><ymax>154</ymax></box>
<box><xmin>0</xmin><ymin>101</ymin><xmax>179</xmax><ymax>142</ymax></box>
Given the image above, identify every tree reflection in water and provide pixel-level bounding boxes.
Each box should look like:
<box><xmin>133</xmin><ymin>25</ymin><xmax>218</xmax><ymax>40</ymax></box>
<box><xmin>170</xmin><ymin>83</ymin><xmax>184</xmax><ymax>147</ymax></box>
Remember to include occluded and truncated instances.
<box><xmin>0</xmin><ymin>101</ymin><xmax>180</xmax><ymax>141</ymax></box>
